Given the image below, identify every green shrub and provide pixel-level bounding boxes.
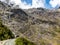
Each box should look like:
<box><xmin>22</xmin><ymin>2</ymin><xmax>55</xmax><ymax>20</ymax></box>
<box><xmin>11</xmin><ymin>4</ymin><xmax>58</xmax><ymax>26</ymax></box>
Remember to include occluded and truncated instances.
<box><xmin>55</xmin><ymin>28</ymin><xmax>60</xmax><ymax>33</ymax></box>
<box><xmin>0</xmin><ymin>19</ymin><xmax>14</xmax><ymax>40</ymax></box>
<box><xmin>15</xmin><ymin>37</ymin><xmax>36</xmax><ymax>45</ymax></box>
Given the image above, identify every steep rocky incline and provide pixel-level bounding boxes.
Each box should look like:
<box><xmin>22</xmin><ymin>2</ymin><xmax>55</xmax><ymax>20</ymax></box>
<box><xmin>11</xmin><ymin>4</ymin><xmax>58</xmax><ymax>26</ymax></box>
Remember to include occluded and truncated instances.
<box><xmin>0</xmin><ymin>1</ymin><xmax>60</xmax><ymax>45</ymax></box>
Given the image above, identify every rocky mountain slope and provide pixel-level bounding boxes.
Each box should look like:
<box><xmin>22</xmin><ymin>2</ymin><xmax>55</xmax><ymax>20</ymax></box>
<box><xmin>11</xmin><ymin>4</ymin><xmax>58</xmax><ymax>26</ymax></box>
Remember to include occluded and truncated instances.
<box><xmin>23</xmin><ymin>8</ymin><xmax>60</xmax><ymax>45</ymax></box>
<box><xmin>0</xmin><ymin>1</ymin><xmax>60</xmax><ymax>45</ymax></box>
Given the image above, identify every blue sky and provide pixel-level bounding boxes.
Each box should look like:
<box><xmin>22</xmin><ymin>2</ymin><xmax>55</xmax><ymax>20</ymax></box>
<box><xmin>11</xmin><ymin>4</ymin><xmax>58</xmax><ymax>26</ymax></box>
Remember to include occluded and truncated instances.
<box><xmin>21</xmin><ymin>0</ymin><xmax>51</xmax><ymax>8</ymax></box>
<box><xmin>21</xmin><ymin>0</ymin><xmax>59</xmax><ymax>9</ymax></box>
<box><xmin>21</xmin><ymin>0</ymin><xmax>52</xmax><ymax>9</ymax></box>
<box><xmin>1</xmin><ymin>0</ymin><xmax>60</xmax><ymax>9</ymax></box>
<box><xmin>45</xmin><ymin>0</ymin><xmax>52</xmax><ymax>9</ymax></box>
<box><xmin>21</xmin><ymin>0</ymin><xmax>32</xmax><ymax>5</ymax></box>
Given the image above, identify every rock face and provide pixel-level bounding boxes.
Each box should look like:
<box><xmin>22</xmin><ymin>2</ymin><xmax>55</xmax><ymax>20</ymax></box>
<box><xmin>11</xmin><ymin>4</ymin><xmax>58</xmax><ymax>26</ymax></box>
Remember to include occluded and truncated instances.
<box><xmin>0</xmin><ymin>8</ymin><xmax>29</xmax><ymax>37</ymax></box>
<box><xmin>0</xmin><ymin>1</ymin><xmax>60</xmax><ymax>45</ymax></box>
<box><xmin>0</xmin><ymin>1</ymin><xmax>29</xmax><ymax>37</ymax></box>
<box><xmin>23</xmin><ymin>8</ymin><xmax>60</xmax><ymax>45</ymax></box>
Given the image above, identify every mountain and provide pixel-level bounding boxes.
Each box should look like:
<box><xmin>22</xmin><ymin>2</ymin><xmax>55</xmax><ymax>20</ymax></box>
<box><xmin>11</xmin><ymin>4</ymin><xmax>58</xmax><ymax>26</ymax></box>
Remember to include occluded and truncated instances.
<box><xmin>0</xmin><ymin>1</ymin><xmax>60</xmax><ymax>45</ymax></box>
<box><xmin>23</xmin><ymin>8</ymin><xmax>60</xmax><ymax>45</ymax></box>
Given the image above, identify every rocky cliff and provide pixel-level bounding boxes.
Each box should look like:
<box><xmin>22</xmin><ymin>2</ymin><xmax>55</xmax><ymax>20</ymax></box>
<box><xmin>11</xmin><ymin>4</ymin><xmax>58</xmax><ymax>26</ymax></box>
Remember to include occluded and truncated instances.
<box><xmin>0</xmin><ymin>1</ymin><xmax>60</xmax><ymax>45</ymax></box>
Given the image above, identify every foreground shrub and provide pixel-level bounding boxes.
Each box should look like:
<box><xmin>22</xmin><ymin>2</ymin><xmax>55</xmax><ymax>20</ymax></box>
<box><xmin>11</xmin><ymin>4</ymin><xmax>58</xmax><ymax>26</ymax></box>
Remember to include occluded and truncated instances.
<box><xmin>15</xmin><ymin>37</ymin><xmax>36</xmax><ymax>45</ymax></box>
<box><xmin>0</xmin><ymin>20</ymin><xmax>14</xmax><ymax>40</ymax></box>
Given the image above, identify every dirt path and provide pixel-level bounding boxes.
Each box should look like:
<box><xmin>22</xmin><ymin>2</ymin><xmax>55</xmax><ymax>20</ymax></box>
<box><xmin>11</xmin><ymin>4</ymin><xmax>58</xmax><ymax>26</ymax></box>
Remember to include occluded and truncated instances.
<box><xmin>0</xmin><ymin>39</ymin><xmax>15</xmax><ymax>45</ymax></box>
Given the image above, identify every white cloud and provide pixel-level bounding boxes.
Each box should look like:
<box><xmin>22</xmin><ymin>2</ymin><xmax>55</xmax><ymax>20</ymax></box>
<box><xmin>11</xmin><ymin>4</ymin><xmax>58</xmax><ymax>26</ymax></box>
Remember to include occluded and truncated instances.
<box><xmin>32</xmin><ymin>0</ymin><xmax>45</xmax><ymax>8</ymax></box>
<box><xmin>49</xmin><ymin>0</ymin><xmax>60</xmax><ymax>8</ymax></box>
<box><xmin>0</xmin><ymin>0</ymin><xmax>45</xmax><ymax>9</ymax></box>
<box><xmin>10</xmin><ymin>0</ymin><xmax>32</xmax><ymax>9</ymax></box>
<box><xmin>0</xmin><ymin>0</ymin><xmax>5</xmax><ymax>2</ymax></box>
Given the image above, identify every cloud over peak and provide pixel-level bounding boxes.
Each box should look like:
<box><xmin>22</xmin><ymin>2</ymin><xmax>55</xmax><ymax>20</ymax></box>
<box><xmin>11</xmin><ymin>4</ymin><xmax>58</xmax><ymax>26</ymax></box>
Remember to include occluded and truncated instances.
<box><xmin>0</xmin><ymin>0</ymin><xmax>60</xmax><ymax>9</ymax></box>
<box><xmin>49</xmin><ymin>0</ymin><xmax>60</xmax><ymax>8</ymax></box>
<box><xmin>0</xmin><ymin>0</ymin><xmax>45</xmax><ymax>9</ymax></box>
<box><xmin>32</xmin><ymin>0</ymin><xmax>45</xmax><ymax>8</ymax></box>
